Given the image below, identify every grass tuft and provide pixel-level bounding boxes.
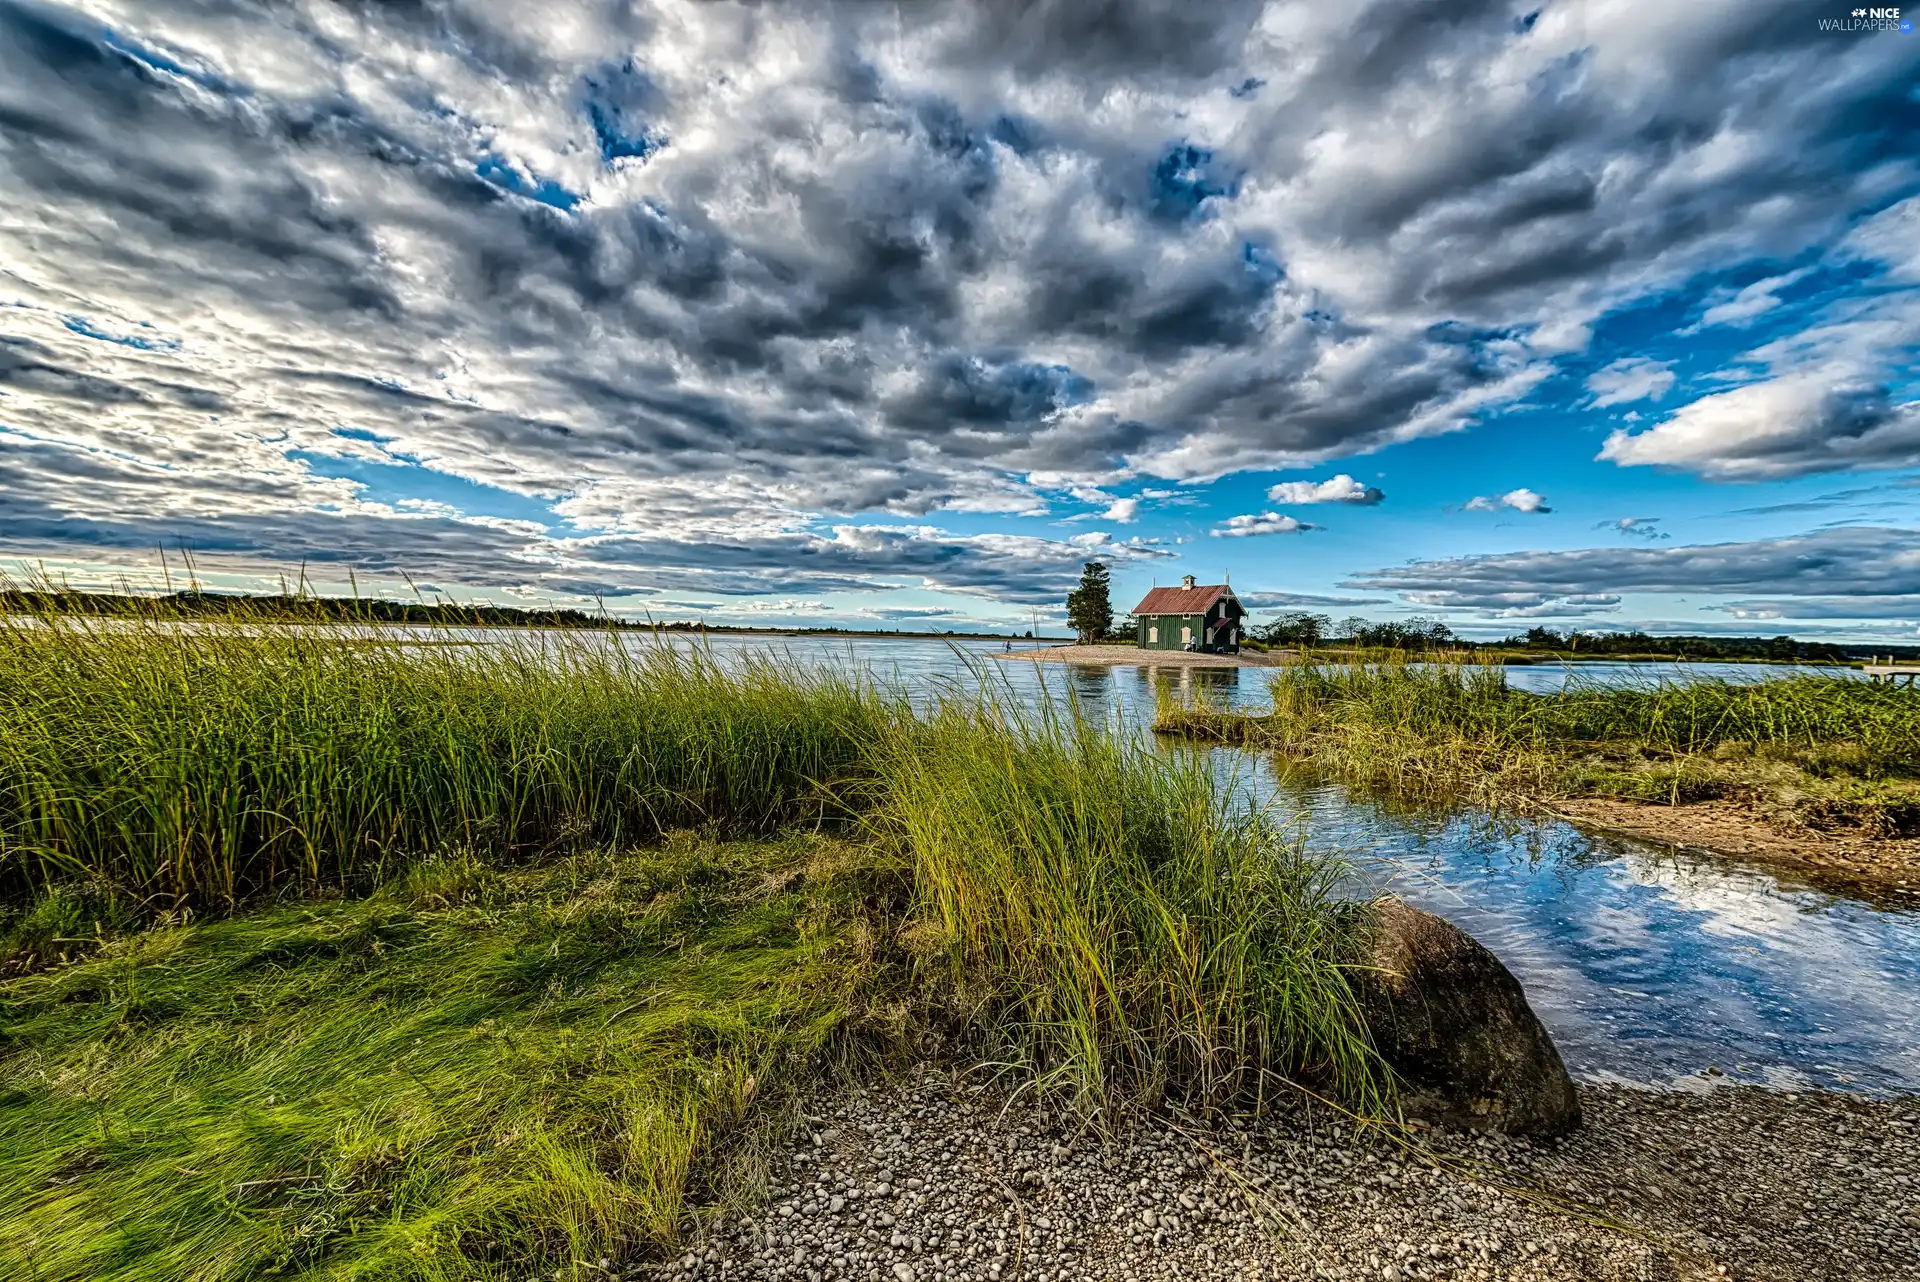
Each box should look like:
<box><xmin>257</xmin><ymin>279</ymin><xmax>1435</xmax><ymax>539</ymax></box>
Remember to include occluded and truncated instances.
<box><xmin>1155</xmin><ymin>654</ymin><xmax>1920</xmax><ymax>835</ymax></box>
<box><xmin>873</xmin><ymin>689</ymin><xmax>1378</xmax><ymax>1115</ymax></box>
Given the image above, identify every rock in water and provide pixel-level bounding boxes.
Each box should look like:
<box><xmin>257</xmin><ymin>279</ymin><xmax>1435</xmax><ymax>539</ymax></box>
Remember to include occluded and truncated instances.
<box><xmin>1357</xmin><ymin>897</ymin><xmax>1581</xmax><ymax>1135</ymax></box>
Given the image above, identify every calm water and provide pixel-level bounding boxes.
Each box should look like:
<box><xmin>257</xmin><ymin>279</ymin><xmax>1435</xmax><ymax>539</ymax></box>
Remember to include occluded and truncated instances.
<box><xmin>224</xmin><ymin>626</ymin><xmax>1920</xmax><ymax>1095</ymax></box>
<box><xmin>664</xmin><ymin>635</ymin><xmax>1917</xmax><ymax>1095</ymax></box>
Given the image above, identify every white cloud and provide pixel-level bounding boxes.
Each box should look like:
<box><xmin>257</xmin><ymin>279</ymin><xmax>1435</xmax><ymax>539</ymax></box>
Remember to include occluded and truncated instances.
<box><xmin>1210</xmin><ymin>512</ymin><xmax>1318</xmax><ymax>537</ymax></box>
<box><xmin>2</xmin><ymin>0</ymin><xmax>1917</xmax><ymax>596</ymax></box>
<box><xmin>1465</xmin><ymin>488</ymin><xmax>1552</xmax><ymax>514</ymax></box>
<box><xmin>1101</xmin><ymin>497</ymin><xmax>1141</xmax><ymax>523</ymax></box>
<box><xmin>1695</xmin><ymin>269</ymin><xmax>1813</xmax><ymax>329</ymax></box>
<box><xmin>1599</xmin><ymin>374</ymin><xmax>1920</xmax><ymax>480</ymax></box>
<box><xmin>1600</xmin><ymin>194</ymin><xmax>1920</xmax><ymax>482</ymax></box>
<box><xmin>1264</xmin><ymin>474</ymin><xmax>1384</xmax><ymax>505</ymax></box>
<box><xmin>1587</xmin><ymin>358</ymin><xmax>1675</xmax><ymax>408</ymax></box>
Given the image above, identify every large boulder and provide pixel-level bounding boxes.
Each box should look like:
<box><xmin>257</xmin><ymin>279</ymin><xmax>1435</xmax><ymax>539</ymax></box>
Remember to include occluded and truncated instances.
<box><xmin>1355</xmin><ymin>897</ymin><xmax>1581</xmax><ymax>1136</ymax></box>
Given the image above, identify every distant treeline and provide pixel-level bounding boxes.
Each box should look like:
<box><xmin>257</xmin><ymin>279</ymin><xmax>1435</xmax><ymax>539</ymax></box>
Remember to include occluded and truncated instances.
<box><xmin>3</xmin><ymin>589</ymin><xmax>636</xmax><ymax>630</ymax></box>
<box><xmin>1249</xmin><ymin>611</ymin><xmax>1920</xmax><ymax>662</ymax></box>
<box><xmin>0</xmin><ymin>589</ymin><xmax>1045</xmax><ymax>639</ymax></box>
<box><xmin>1493</xmin><ymin>625</ymin><xmax>1920</xmax><ymax>663</ymax></box>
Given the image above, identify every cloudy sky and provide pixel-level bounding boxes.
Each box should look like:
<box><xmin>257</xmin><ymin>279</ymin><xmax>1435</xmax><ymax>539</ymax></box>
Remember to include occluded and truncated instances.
<box><xmin>2</xmin><ymin>0</ymin><xmax>1917</xmax><ymax>638</ymax></box>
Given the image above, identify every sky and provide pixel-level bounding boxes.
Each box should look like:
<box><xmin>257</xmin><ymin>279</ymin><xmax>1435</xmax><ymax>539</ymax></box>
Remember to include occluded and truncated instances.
<box><xmin>1</xmin><ymin>0</ymin><xmax>1918</xmax><ymax>640</ymax></box>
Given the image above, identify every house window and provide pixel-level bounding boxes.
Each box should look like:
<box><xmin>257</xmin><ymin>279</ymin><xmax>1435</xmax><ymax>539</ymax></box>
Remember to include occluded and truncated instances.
<box><xmin>1181</xmin><ymin>626</ymin><xmax>1192</xmax><ymax>645</ymax></box>
<box><xmin>1148</xmin><ymin>625</ymin><xmax>1158</xmax><ymax>643</ymax></box>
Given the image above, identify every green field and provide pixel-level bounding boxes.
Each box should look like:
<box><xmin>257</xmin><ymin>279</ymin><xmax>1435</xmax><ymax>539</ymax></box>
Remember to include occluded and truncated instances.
<box><xmin>0</xmin><ymin>610</ymin><xmax>1380</xmax><ymax>1280</ymax></box>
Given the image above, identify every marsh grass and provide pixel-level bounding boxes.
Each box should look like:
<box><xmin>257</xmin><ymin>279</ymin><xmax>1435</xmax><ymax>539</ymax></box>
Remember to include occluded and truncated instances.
<box><xmin>0</xmin><ymin>606</ymin><xmax>890</xmax><ymax>914</ymax></box>
<box><xmin>1</xmin><ymin>608</ymin><xmax>1385</xmax><ymax>1279</ymax></box>
<box><xmin>872</xmin><ymin>691</ymin><xmax>1379</xmax><ymax>1116</ymax></box>
<box><xmin>1156</xmin><ymin>655</ymin><xmax>1920</xmax><ymax>834</ymax></box>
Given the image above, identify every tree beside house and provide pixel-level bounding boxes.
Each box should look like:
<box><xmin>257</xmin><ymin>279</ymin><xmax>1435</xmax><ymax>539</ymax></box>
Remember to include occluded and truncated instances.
<box><xmin>1065</xmin><ymin>561</ymin><xmax>1113</xmax><ymax>644</ymax></box>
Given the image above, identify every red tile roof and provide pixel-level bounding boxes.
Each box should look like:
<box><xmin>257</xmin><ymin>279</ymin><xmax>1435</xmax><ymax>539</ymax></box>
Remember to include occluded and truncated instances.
<box><xmin>1132</xmin><ymin>583</ymin><xmax>1236</xmax><ymax>616</ymax></box>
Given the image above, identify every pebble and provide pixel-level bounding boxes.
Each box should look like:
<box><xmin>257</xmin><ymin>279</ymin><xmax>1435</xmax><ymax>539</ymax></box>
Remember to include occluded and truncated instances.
<box><xmin>636</xmin><ymin>1068</ymin><xmax>1919</xmax><ymax>1282</ymax></box>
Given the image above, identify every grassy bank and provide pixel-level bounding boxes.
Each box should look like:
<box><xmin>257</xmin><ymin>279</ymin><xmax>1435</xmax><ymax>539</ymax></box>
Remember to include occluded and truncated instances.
<box><xmin>1</xmin><ymin>613</ymin><xmax>1380</xmax><ymax>1279</ymax></box>
<box><xmin>3</xmin><ymin>836</ymin><xmax>893</xmax><ymax>1280</ymax></box>
<box><xmin>1156</xmin><ymin>657</ymin><xmax>1920</xmax><ymax>838</ymax></box>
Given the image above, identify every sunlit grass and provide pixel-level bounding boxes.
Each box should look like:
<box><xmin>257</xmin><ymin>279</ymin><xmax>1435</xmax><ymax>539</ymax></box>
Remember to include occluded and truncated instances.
<box><xmin>872</xmin><ymin>689</ymin><xmax>1378</xmax><ymax>1115</ymax></box>
<box><xmin>1155</xmin><ymin>654</ymin><xmax>1920</xmax><ymax>834</ymax></box>
<box><xmin>0</xmin><ymin>607</ymin><xmax>889</xmax><ymax>913</ymax></box>
<box><xmin>1</xmin><ymin>835</ymin><xmax>897</xmax><ymax>1281</ymax></box>
<box><xmin>0</xmin><ymin>605</ymin><xmax>1385</xmax><ymax>1279</ymax></box>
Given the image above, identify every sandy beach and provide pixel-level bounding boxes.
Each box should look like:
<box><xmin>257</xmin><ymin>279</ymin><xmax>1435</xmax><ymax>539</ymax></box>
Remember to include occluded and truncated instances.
<box><xmin>993</xmin><ymin>644</ymin><xmax>1288</xmax><ymax>669</ymax></box>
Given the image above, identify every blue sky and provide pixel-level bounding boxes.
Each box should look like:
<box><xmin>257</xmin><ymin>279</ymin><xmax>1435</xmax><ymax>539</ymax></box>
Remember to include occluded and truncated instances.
<box><xmin>1</xmin><ymin>0</ymin><xmax>1917</xmax><ymax>639</ymax></box>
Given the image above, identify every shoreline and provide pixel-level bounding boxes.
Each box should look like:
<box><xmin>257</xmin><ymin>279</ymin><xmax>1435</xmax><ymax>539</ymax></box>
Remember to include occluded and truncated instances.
<box><xmin>991</xmin><ymin>643</ymin><xmax>1290</xmax><ymax>668</ymax></box>
<box><xmin>1544</xmin><ymin>796</ymin><xmax>1920</xmax><ymax>899</ymax></box>
<box><xmin>660</xmin><ymin>1071</ymin><xmax>1918</xmax><ymax>1282</ymax></box>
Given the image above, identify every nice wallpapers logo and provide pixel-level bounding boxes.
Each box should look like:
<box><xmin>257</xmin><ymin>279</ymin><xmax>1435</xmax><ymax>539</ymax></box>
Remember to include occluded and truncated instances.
<box><xmin>1818</xmin><ymin>6</ymin><xmax>1913</xmax><ymax>29</ymax></box>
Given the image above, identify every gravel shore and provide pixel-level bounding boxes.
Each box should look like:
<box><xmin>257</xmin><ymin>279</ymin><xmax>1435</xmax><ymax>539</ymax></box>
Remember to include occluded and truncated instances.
<box><xmin>647</xmin><ymin>1073</ymin><xmax>1918</xmax><ymax>1282</ymax></box>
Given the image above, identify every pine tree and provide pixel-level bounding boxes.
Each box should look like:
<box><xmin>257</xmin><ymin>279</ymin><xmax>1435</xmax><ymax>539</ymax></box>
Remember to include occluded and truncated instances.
<box><xmin>1064</xmin><ymin>561</ymin><xmax>1113</xmax><ymax>644</ymax></box>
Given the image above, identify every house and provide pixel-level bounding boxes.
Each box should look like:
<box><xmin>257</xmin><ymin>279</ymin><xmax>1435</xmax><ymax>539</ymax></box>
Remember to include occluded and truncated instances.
<box><xmin>1131</xmin><ymin>576</ymin><xmax>1245</xmax><ymax>653</ymax></box>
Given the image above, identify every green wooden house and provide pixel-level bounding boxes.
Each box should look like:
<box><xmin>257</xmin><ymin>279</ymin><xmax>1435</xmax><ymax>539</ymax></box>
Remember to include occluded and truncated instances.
<box><xmin>1132</xmin><ymin>577</ymin><xmax>1245</xmax><ymax>653</ymax></box>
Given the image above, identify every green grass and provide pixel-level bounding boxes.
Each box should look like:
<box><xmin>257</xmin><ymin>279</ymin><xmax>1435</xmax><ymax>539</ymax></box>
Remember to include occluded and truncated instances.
<box><xmin>1</xmin><ymin>835</ymin><xmax>896</xmax><ymax>1281</ymax></box>
<box><xmin>0</xmin><ymin>610</ymin><xmax>889</xmax><ymax>912</ymax></box>
<box><xmin>0</xmin><ymin>610</ymin><xmax>1385</xmax><ymax>1279</ymax></box>
<box><xmin>1155</xmin><ymin>655</ymin><xmax>1920</xmax><ymax>835</ymax></box>
<box><xmin>875</xmin><ymin>694</ymin><xmax>1376</xmax><ymax>1113</ymax></box>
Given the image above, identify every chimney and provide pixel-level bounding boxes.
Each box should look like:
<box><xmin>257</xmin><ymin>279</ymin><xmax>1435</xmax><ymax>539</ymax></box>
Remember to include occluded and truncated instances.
<box><xmin>1181</xmin><ymin>574</ymin><xmax>1196</xmax><ymax>589</ymax></box>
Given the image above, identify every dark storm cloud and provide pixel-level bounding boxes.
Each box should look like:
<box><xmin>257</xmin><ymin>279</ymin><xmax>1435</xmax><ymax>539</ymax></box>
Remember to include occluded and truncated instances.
<box><xmin>3</xmin><ymin>0</ymin><xmax>1917</xmax><ymax>598</ymax></box>
<box><xmin>1349</xmin><ymin>527</ymin><xmax>1920</xmax><ymax>614</ymax></box>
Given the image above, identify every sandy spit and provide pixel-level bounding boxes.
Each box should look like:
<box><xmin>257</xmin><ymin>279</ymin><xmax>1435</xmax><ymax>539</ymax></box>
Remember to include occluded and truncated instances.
<box><xmin>992</xmin><ymin>644</ymin><xmax>1291</xmax><ymax>669</ymax></box>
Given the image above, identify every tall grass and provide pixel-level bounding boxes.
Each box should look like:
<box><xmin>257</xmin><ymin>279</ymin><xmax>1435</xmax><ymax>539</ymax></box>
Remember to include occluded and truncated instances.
<box><xmin>1159</xmin><ymin>655</ymin><xmax>1920</xmax><ymax>830</ymax></box>
<box><xmin>0</xmin><ymin>611</ymin><xmax>889</xmax><ymax>907</ymax></box>
<box><xmin>0</xmin><ymin>606</ymin><xmax>1387</xmax><ymax>1278</ymax></box>
<box><xmin>872</xmin><ymin>691</ymin><xmax>1377</xmax><ymax>1114</ymax></box>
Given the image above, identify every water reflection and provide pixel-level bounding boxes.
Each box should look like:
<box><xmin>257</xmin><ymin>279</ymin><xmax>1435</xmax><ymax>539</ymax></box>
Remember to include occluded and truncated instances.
<box><xmin>1280</xmin><ymin>774</ymin><xmax>1920</xmax><ymax>1094</ymax></box>
<box><xmin>379</xmin><ymin>632</ymin><xmax>1920</xmax><ymax>1093</ymax></box>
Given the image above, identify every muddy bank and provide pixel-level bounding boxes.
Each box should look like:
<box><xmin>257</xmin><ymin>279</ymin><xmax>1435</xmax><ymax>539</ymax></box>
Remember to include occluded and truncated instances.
<box><xmin>651</xmin><ymin>1073</ymin><xmax>1917</xmax><ymax>1282</ymax></box>
<box><xmin>1549</xmin><ymin>797</ymin><xmax>1920</xmax><ymax>900</ymax></box>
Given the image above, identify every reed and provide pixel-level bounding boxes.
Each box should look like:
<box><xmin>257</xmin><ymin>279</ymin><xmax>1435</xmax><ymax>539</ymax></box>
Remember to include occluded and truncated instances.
<box><xmin>871</xmin><ymin>689</ymin><xmax>1378</xmax><ymax>1114</ymax></box>
<box><xmin>1157</xmin><ymin>655</ymin><xmax>1920</xmax><ymax>832</ymax></box>
<box><xmin>0</xmin><ymin>607</ymin><xmax>890</xmax><ymax>910</ymax></box>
